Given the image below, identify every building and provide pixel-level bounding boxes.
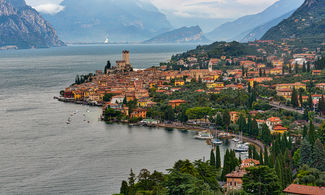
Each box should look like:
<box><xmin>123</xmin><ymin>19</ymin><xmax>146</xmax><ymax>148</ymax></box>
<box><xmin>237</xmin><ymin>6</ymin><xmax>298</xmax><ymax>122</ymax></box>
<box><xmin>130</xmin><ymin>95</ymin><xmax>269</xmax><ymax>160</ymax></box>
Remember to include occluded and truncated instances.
<box><xmin>229</xmin><ymin>112</ymin><xmax>239</xmax><ymax>123</ymax></box>
<box><xmin>225</xmin><ymin>169</ymin><xmax>246</xmax><ymax>191</ymax></box>
<box><xmin>266</xmin><ymin>117</ymin><xmax>282</xmax><ymax>129</ymax></box>
<box><xmin>168</xmin><ymin>100</ymin><xmax>186</xmax><ymax>108</ymax></box>
<box><xmin>272</xmin><ymin>124</ymin><xmax>288</xmax><ymax>134</ymax></box>
<box><xmin>116</xmin><ymin>50</ymin><xmax>132</xmax><ymax>72</ymax></box>
<box><xmin>130</xmin><ymin>108</ymin><xmax>147</xmax><ymax>119</ymax></box>
<box><xmin>241</xmin><ymin>159</ymin><xmax>260</xmax><ymax>169</ymax></box>
<box><xmin>316</xmin><ymin>83</ymin><xmax>325</xmax><ymax>90</ymax></box>
<box><xmin>283</xmin><ymin>184</ymin><xmax>325</xmax><ymax>195</ymax></box>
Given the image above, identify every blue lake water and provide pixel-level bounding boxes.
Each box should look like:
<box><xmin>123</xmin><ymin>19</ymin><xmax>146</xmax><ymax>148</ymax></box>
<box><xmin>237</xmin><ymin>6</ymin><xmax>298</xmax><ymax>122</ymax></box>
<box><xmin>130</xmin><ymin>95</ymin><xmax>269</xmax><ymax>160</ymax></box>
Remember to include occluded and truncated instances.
<box><xmin>0</xmin><ymin>44</ymin><xmax>233</xmax><ymax>194</ymax></box>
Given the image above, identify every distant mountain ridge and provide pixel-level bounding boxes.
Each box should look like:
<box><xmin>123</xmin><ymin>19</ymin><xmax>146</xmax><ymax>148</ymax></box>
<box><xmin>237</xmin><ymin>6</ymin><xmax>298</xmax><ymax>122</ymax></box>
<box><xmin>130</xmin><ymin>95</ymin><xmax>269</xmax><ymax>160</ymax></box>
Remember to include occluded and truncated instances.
<box><xmin>262</xmin><ymin>0</ymin><xmax>325</xmax><ymax>41</ymax></box>
<box><xmin>241</xmin><ymin>10</ymin><xmax>296</xmax><ymax>42</ymax></box>
<box><xmin>43</xmin><ymin>0</ymin><xmax>172</xmax><ymax>43</ymax></box>
<box><xmin>206</xmin><ymin>0</ymin><xmax>304</xmax><ymax>42</ymax></box>
<box><xmin>144</xmin><ymin>26</ymin><xmax>209</xmax><ymax>44</ymax></box>
<box><xmin>0</xmin><ymin>0</ymin><xmax>64</xmax><ymax>49</ymax></box>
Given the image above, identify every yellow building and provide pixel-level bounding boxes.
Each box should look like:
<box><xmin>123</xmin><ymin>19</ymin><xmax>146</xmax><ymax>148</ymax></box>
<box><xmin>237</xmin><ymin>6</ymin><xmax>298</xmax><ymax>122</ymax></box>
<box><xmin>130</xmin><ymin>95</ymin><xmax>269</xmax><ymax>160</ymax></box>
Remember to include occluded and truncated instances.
<box><xmin>175</xmin><ymin>80</ymin><xmax>185</xmax><ymax>86</ymax></box>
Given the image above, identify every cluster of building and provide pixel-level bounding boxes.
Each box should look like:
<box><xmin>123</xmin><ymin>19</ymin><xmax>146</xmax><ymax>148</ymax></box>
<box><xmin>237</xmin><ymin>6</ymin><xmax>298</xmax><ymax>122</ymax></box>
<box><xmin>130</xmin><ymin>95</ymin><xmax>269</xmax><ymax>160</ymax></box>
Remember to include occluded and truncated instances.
<box><xmin>224</xmin><ymin>158</ymin><xmax>325</xmax><ymax>195</ymax></box>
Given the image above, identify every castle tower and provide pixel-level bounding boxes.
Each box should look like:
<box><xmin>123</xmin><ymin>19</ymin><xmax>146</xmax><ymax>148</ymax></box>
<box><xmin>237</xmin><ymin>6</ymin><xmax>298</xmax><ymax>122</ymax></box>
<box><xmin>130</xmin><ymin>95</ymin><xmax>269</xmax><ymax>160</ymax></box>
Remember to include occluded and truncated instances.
<box><xmin>122</xmin><ymin>50</ymin><xmax>130</xmax><ymax>65</ymax></box>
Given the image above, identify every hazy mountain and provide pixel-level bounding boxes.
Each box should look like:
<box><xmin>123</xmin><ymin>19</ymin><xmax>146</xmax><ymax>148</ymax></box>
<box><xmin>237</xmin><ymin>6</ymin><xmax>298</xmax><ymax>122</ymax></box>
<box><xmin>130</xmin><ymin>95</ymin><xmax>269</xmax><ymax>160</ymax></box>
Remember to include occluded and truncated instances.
<box><xmin>144</xmin><ymin>26</ymin><xmax>209</xmax><ymax>44</ymax></box>
<box><xmin>43</xmin><ymin>0</ymin><xmax>172</xmax><ymax>43</ymax></box>
<box><xmin>0</xmin><ymin>0</ymin><xmax>64</xmax><ymax>49</ymax></box>
<box><xmin>262</xmin><ymin>0</ymin><xmax>325</xmax><ymax>41</ymax></box>
<box><xmin>241</xmin><ymin>10</ymin><xmax>296</xmax><ymax>42</ymax></box>
<box><xmin>206</xmin><ymin>0</ymin><xmax>304</xmax><ymax>42</ymax></box>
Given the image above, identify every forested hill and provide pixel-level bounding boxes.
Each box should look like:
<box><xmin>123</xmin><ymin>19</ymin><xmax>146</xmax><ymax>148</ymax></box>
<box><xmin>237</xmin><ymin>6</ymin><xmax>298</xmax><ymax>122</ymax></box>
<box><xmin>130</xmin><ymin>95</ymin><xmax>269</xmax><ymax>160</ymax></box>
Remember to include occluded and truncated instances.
<box><xmin>262</xmin><ymin>0</ymin><xmax>325</xmax><ymax>42</ymax></box>
<box><xmin>171</xmin><ymin>41</ymin><xmax>258</xmax><ymax>61</ymax></box>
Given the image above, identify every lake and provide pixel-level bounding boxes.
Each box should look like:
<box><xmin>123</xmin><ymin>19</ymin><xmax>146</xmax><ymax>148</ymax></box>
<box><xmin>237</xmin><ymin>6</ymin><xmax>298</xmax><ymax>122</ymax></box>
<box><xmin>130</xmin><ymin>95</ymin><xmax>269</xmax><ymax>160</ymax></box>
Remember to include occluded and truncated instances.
<box><xmin>0</xmin><ymin>44</ymin><xmax>233</xmax><ymax>194</ymax></box>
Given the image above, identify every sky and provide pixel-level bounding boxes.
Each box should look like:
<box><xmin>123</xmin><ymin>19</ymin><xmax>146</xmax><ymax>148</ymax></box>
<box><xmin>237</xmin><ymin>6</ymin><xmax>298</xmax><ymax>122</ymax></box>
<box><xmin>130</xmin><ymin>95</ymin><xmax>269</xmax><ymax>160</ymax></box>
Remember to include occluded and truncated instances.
<box><xmin>25</xmin><ymin>0</ymin><xmax>280</xmax><ymax>18</ymax></box>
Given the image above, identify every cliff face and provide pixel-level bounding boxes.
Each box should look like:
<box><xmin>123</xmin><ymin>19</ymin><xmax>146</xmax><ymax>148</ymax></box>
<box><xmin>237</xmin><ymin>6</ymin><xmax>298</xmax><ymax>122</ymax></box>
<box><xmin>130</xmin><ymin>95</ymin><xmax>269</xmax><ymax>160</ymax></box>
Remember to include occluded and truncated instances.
<box><xmin>0</xmin><ymin>0</ymin><xmax>64</xmax><ymax>49</ymax></box>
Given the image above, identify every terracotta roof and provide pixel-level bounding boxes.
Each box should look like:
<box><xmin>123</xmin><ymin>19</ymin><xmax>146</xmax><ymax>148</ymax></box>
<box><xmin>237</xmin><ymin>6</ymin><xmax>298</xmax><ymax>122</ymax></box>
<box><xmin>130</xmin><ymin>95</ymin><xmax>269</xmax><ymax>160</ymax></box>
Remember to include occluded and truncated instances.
<box><xmin>283</xmin><ymin>184</ymin><xmax>325</xmax><ymax>195</ymax></box>
<box><xmin>226</xmin><ymin>170</ymin><xmax>246</xmax><ymax>178</ymax></box>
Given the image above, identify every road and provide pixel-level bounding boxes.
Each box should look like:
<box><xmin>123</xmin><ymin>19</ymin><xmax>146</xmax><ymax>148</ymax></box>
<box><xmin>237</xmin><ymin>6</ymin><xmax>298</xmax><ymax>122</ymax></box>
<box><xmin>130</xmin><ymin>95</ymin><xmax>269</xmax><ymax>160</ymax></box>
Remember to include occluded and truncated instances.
<box><xmin>269</xmin><ymin>102</ymin><xmax>325</xmax><ymax>121</ymax></box>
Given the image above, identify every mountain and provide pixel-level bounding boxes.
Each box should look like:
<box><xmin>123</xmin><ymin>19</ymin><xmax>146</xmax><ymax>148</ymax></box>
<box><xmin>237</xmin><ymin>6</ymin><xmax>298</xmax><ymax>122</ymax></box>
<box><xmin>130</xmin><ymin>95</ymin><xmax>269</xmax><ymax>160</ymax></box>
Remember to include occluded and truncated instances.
<box><xmin>241</xmin><ymin>10</ymin><xmax>296</xmax><ymax>42</ymax></box>
<box><xmin>262</xmin><ymin>0</ymin><xmax>325</xmax><ymax>41</ymax></box>
<box><xmin>143</xmin><ymin>26</ymin><xmax>210</xmax><ymax>44</ymax></box>
<box><xmin>206</xmin><ymin>0</ymin><xmax>304</xmax><ymax>42</ymax></box>
<box><xmin>43</xmin><ymin>0</ymin><xmax>172</xmax><ymax>43</ymax></box>
<box><xmin>0</xmin><ymin>0</ymin><xmax>64</xmax><ymax>49</ymax></box>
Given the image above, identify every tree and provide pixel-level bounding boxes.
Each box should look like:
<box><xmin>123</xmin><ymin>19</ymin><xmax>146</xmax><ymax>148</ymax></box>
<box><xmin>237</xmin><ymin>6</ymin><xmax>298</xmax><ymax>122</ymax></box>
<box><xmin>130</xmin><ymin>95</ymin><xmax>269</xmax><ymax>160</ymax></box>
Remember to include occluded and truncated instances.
<box><xmin>275</xmin><ymin>157</ymin><xmax>283</xmax><ymax>189</ymax></box>
<box><xmin>264</xmin><ymin>146</ymin><xmax>269</xmax><ymax>166</ymax></box>
<box><xmin>291</xmin><ymin>88</ymin><xmax>299</xmax><ymax>108</ymax></box>
<box><xmin>221</xmin><ymin>149</ymin><xmax>231</xmax><ymax>181</ymax></box>
<box><xmin>216</xmin><ymin>113</ymin><xmax>223</xmax><ymax>127</ymax></box>
<box><xmin>302</xmin><ymin>62</ymin><xmax>307</xmax><ymax>72</ymax></box>
<box><xmin>293</xmin><ymin>148</ymin><xmax>301</xmax><ymax>168</ymax></box>
<box><xmin>299</xmin><ymin>89</ymin><xmax>303</xmax><ymax>107</ymax></box>
<box><xmin>128</xmin><ymin>169</ymin><xmax>136</xmax><ymax>195</ymax></box>
<box><xmin>120</xmin><ymin>180</ymin><xmax>129</xmax><ymax>195</ymax></box>
<box><xmin>309</xmin><ymin>120</ymin><xmax>316</xmax><ymax>145</ymax></box>
<box><xmin>223</xmin><ymin>110</ymin><xmax>231</xmax><ymax>130</ymax></box>
<box><xmin>300</xmin><ymin>138</ymin><xmax>313</xmax><ymax>166</ymax></box>
<box><xmin>261</xmin><ymin>124</ymin><xmax>272</xmax><ymax>145</ymax></box>
<box><xmin>307</xmin><ymin>94</ymin><xmax>313</xmax><ymax>111</ymax></box>
<box><xmin>295</xmin><ymin>62</ymin><xmax>299</xmax><ymax>74</ymax></box>
<box><xmin>103</xmin><ymin>93</ymin><xmax>114</xmax><ymax>102</ymax></box>
<box><xmin>259</xmin><ymin>150</ymin><xmax>264</xmax><ymax>165</ymax></box>
<box><xmin>303</xmin><ymin>125</ymin><xmax>308</xmax><ymax>138</ymax></box>
<box><xmin>318</xmin><ymin>96</ymin><xmax>325</xmax><ymax>115</ymax></box>
<box><xmin>210</xmin><ymin>149</ymin><xmax>216</xmax><ymax>166</ymax></box>
<box><xmin>216</xmin><ymin>146</ymin><xmax>221</xmax><ymax>170</ymax></box>
<box><xmin>307</xmin><ymin>61</ymin><xmax>311</xmax><ymax>72</ymax></box>
<box><xmin>104</xmin><ymin>60</ymin><xmax>111</xmax><ymax>74</ymax></box>
<box><xmin>311</xmin><ymin>139</ymin><xmax>325</xmax><ymax>171</ymax></box>
<box><xmin>243</xmin><ymin>166</ymin><xmax>281</xmax><ymax>195</ymax></box>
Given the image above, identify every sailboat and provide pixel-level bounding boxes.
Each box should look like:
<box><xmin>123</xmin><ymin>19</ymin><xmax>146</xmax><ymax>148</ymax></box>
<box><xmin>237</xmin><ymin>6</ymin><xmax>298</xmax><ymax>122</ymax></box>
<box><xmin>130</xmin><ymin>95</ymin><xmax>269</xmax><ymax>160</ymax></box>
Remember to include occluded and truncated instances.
<box><xmin>104</xmin><ymin>36</ymin><xmax>109</xmax><ymax>44</ymax></box>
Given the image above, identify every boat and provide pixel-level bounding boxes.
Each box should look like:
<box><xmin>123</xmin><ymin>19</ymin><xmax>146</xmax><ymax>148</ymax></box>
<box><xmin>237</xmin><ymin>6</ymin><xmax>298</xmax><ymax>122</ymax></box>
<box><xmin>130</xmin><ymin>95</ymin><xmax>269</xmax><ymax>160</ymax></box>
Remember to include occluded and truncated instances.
<box><xmin>66</xmin><ymin>121</ymin><xmax>70</xmax><ymax>124</ymax></box>
<box><xmin>212</xmin><ymin>138</ymin><xmax>223</xmax><ymax>145</ymax></box>
<box><xmin>194</xmin><ymin>131</ymin><xmax>213</xmax><ymax>140</ymax></box>
<box><xmin>104</xmin><ymin>36</ymin><xmax>109</xmax><ymax>44</ymax></box>
<box><xmin>234</xmin><ymin>144</ymin><xmax>249</xmax><ymax>152</ymax></box>
<box><xmin>232</xmin><ymin>137</ymin><xmax>240</xmax><ymax>142</ymax></box>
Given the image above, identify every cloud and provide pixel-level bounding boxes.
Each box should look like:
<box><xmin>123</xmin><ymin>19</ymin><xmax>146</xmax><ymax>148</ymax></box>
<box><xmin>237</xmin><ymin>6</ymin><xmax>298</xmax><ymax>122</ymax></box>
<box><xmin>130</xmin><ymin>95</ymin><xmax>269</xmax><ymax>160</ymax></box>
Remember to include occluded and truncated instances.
<box><xmin>33</xmin><ymin>3</ymin><xmax>64</xmax><ymax>14</ymax></box>
<box><xmin>25</xmin><ymin>0</ymin><xmax>279</xmax><ymax>18</ymax></box>
<box><xmin>150</xmin><ymin>0</ymin><xmax>279</xmax><ymax>18</ymax></box>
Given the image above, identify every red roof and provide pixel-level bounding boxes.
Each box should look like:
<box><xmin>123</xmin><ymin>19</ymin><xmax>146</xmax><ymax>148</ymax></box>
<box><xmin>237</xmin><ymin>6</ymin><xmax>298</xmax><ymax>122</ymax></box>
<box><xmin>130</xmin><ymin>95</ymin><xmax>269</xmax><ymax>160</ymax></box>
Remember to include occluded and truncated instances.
<box><xmin>283</xmin><ymin>184</ymin><xmax>325</xmax><ymax>195</ymax></box>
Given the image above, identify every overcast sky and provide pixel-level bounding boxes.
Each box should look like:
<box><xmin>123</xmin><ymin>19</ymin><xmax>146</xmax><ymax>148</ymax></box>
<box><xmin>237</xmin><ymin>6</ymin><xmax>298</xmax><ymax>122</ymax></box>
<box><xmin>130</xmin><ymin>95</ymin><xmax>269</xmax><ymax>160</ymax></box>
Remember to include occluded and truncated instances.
<box><xmin>25</xmin><ymin>0</ymin><xmax>279</xmax><ymax>18</ymax></box>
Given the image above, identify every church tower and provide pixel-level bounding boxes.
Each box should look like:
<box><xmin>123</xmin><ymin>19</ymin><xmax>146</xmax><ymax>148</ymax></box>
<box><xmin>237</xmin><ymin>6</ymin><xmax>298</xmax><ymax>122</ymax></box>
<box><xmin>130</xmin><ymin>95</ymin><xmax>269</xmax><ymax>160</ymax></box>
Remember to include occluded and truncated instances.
<box><xmin>122</xmin><ymin>50</ymin><xmax>130</xmax><ymax>65</ymax></box>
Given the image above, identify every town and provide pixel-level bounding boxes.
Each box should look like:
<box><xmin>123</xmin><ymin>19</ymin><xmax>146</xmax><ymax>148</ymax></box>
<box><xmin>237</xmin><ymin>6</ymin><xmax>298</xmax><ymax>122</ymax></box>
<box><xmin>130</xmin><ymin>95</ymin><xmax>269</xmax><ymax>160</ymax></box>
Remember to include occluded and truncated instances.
<box><xmin>60</xmin><ymin>39</ymin><xmax>325</xmax><ymax>194</ymax></box>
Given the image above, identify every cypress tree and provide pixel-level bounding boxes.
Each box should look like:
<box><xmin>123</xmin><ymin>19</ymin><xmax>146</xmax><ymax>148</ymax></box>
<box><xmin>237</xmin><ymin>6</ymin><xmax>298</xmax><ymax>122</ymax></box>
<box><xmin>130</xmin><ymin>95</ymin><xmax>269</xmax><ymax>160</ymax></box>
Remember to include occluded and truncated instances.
<box><xmin>268</xmin><ymin>153</ymin><xmax>275</xmax><ymax>168</ymax></box>
<box><xmin>291</xmin><ymin>88</ymin><xmax>299</xmax><ymax>108</ymax></box>
<box><xmin>302</xmin><ymin>62</ymin><xmax>307</xmax><ymax>72</ymax></box>
<box><xmin>216</xmin><ymin>113</ymin><xmax>223</xmax><ymax>127</ymax></box>
<box><xmin>120</xmin><ymin>180</ymin><xmax>129</xmax><ymax>195</ymax></box>
<box><xmin>249</xmin><ymin>145</ymin><xmax>253</xmax><ymax>159</ymax></box>
<box><xmin>309</xmin><ymin>120</ymin><xmax>316</xmax><ymax>145</ymax></box>
<box><xmin>264</xmin><ymin>145</ymin><xmax>269</xmax><ymax>166</ymax></box>
<box><xmin>259</xmin><ymin>149</ymin><xmax>264</xmax><ymax>165</ymax></box>
<box><xmin>307</xmin><ymin>62</ymin><xmax>311</xmax><ymax>72</ymax></box>
<box><xmin>275</xmin><ymin>157</ymin><xmax>283</xmax><ymax>189</ymax></box>
<box><xmin>210</xmin><ymin>149</ymin><xmax>216</xmax><ymax>166</ymax></box>
<box><xmin>215</xmin><ymin>146</ymin><xmax>221</xmax><ymax>169</ymax></box>
<box><xmin>300</xmin><ymin>138</ymin><xmax>313</xmax><ymax>166</ymax></box>
<box><xmin>311</xmin><ymin>139</ymin><xmax>325</xmax><ymax>171</ymax></box>
<box><xmin>253</xmin><ymin>147</ymin><xmax>259</xmax><ymax>160</ymax></box>
<box><xmin>299</xmin><ymin>90</ymin><xmax>303</xmax><ymax>107</ymax></box>
<box><xmin>221</xmin><ymin>149</ymin><xmax>231</xmax><ymax>181</ymax></box>
<box><xmin>307</xmin><ymin>94</ymin><xmax>313</xmax><ymax>111</ymax></box>
<box><xmin>303</xmin><ymin>125</ymin><xmax>308</xmax><ymax>138</ymax></box>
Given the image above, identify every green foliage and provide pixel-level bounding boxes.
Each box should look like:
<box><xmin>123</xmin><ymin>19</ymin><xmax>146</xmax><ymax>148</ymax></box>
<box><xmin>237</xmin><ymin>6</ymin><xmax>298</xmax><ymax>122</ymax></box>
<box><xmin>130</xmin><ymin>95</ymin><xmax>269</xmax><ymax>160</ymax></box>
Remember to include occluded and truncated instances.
<box><xmin>103</xmin><ymin>93</ymin><xmax>114</xmax><ymax>102</ymax></box>
<box><xmin>104</xmin><ymin>107</ymin><xmax>123</xmax><ymax>121</ymax></box>
<box><xmin>186</xmin><ymin>107</ymin><xmax>212</xmax><ymax>120</ymax></box>
<box><xmin>210</xmin><ymin>149</ymin><xmax>216</xmax><ymax>167</ymax></box>
<box><xmin>296</xmin><ymin>165</ymin><xmax>325</xmax><ymax>187</ymax></box>
<box><xmin>311</xmin><ymin>139</ymin><xmax>325</xmax><ymax>171</ymax></box>
<box><xmin>243</xmin><ymin>166</ymin><xmax>281</xmax><ymax>195</ymax></box>
<box><xmin>216</xmin><ymin>146</ymin><xmax>221</xmax><ymax>170</ymax></box>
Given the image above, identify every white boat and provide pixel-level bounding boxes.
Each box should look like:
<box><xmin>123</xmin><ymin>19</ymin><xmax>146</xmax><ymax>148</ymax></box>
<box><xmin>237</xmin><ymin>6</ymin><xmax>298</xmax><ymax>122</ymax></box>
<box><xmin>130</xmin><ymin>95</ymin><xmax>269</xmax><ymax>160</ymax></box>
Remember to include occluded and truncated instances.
<box><xmin>194</xmin><ymin>131</ymin><xmax>213</xmax><ymax>140</ymax></box>
<box><xmin>212</xmin><ymin>138</ymin><xmax>223</xmax><ymax>145</ymax></box>
<box><xmin>104</xmin><ymin>36</ymin><xmax>109</xmax><ymax>44</ymax></box>
<box><xmin>234</xmin><ymin>144</ymin><xmax>249</xmax><ymax>152</ymax></box>
<box><xmin>232</xmin><ymin>137</ymin><xmax>240</xmax><ymax>142</ymax></box>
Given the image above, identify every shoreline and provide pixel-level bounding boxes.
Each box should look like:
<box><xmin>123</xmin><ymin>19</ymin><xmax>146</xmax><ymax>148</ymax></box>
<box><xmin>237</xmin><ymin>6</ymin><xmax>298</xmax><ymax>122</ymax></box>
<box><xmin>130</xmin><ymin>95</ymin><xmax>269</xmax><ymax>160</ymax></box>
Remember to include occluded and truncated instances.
<box><xmin>55</xmin><ymin>96</ymin><xmax>266</xmax><ymax>152</ymax></box>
